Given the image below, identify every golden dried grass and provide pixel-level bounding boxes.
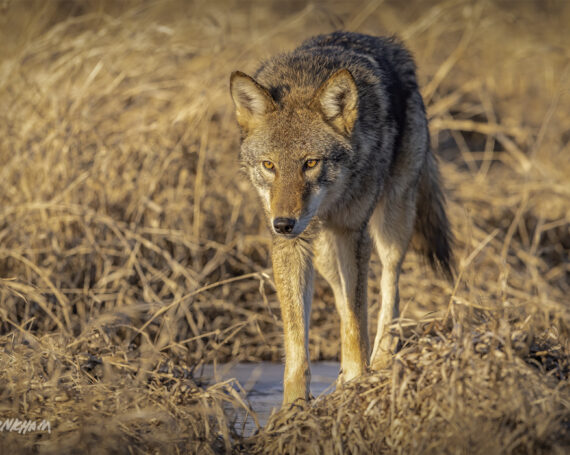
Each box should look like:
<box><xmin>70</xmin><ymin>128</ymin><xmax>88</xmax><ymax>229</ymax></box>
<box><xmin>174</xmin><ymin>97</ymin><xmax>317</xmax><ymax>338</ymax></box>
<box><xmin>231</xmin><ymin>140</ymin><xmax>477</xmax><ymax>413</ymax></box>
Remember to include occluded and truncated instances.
<box><xmin>0</xmin><ymin>0</ymin><xmax>569</xmax><ymax>453</ymax></box>
<box><xmin>246</xmin><ymin>320</ymin><xmax>568</xmax><ymax>454</ymax></box>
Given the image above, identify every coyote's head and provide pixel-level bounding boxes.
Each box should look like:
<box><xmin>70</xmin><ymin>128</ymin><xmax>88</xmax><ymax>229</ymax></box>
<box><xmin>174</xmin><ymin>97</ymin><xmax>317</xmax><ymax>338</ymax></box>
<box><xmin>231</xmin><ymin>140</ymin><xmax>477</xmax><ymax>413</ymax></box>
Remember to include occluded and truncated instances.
<box><xmin>230</xmin><ymin>69</ymin><xmax>358</xmax><ymax>237</ymax></box>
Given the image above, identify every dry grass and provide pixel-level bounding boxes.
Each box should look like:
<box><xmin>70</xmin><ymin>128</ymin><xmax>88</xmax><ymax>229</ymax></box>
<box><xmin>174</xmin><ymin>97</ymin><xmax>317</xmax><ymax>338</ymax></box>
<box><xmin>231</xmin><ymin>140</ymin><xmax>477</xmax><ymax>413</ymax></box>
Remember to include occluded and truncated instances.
<box><xmin>0</xmin><ymin>0</ymin><xmax>568</xmax><ymax>453</ymax></box>
<box><xmin>245</xmin><ymin>321</ymin><xmax>569</xmax><ymax>454</ymax></box>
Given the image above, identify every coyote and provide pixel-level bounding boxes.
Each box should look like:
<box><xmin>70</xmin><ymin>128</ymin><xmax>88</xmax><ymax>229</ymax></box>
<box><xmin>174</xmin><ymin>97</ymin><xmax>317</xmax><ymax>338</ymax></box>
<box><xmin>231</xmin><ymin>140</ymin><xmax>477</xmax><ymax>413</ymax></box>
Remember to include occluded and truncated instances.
<box><xmin>230</xmin><ymin>32</ymin><xmax>453</xmax><ymax>405</ymax></box>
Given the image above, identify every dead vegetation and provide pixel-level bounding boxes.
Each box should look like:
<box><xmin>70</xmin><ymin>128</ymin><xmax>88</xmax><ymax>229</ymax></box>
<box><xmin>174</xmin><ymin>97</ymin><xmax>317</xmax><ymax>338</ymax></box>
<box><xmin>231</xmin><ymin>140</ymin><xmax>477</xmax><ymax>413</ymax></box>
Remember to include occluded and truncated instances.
<box><xmin>244</xmin><ymin>321</ymin><xmax>569</xmax><ymax>454</ymax></box>
<box><xmin>0</xmin><ymin>0</ymin><xmax>568</xmax><ymax>453</ymax></box>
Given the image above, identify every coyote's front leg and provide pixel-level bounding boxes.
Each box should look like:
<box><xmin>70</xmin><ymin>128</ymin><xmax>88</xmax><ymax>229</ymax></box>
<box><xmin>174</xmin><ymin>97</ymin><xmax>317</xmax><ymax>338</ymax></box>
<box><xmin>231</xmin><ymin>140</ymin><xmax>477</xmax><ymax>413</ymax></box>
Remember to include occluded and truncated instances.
<box><xmin>272</xmin><ymin>238</ymin><xmax>314</xmax><ymax>405</ymax></box>
<box><xmin>313</xmin><ymin>228</ymin><xmax>370</xmax><ymax>383</ymax></box>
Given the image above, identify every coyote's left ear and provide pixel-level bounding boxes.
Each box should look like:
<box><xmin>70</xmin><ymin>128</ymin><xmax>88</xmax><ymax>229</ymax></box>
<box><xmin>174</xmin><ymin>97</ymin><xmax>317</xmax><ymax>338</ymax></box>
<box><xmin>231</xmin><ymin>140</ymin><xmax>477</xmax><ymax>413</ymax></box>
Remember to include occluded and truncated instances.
<box><xmin>230</xmin><ymin>71</ymin><xmax>276</xmax><ymax>133</ymax></box>
<box><xmin>310</xmin><ymin>68</ymin><xmax>358</xmax><ymax>136</ymax></box>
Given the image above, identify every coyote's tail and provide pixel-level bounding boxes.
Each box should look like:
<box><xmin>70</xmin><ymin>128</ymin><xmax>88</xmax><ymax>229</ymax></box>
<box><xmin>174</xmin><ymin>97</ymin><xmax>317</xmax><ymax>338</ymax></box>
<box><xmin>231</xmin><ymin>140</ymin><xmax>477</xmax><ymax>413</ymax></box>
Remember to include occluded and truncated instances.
<box><xmin>412</xmin><ymin>151</ymin><xmax>455</xmax><ymax>281</ymax></box>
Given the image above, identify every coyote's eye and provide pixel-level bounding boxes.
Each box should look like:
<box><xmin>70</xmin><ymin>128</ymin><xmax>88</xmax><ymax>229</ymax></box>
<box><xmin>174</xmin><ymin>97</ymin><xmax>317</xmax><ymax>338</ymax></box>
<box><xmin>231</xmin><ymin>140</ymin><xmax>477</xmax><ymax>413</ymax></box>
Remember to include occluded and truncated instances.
<box><xmin>305</xmin><ymin>159</ymin><xmax>319</xmax><ymax>169</ymax></box>
<box><xmin>262</xmin><ymin>160</ymin><xmax>275</xmax><ymax>170</ymax></box>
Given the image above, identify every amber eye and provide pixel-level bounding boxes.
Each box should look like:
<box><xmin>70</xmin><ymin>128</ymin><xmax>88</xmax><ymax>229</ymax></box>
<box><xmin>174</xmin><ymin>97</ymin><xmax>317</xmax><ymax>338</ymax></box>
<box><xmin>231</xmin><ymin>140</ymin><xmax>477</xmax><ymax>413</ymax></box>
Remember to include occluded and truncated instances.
<box><xmin>305</xmin><ymin>159</ymin><xmax>319</xmax><ymax>169</ymax></box>
<box><xmin>263</xmin><ymin>160</ymin><xmax>275</xmax><ymax>170</ymax></box>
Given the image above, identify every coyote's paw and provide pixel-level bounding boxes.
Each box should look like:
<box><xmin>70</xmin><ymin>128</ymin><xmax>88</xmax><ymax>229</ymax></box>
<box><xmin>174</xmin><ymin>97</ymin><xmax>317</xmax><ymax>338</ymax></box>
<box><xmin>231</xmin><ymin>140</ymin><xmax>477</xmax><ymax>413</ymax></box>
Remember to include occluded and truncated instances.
<box><xmin>370</xmin><ymin>352</ymin><xmax>393</xmax><ymax>371</ymax></box>
<box><xmin>337</xmin><ymin>363</ymin><xmax>365</xmax><ymax>387</ymax></box>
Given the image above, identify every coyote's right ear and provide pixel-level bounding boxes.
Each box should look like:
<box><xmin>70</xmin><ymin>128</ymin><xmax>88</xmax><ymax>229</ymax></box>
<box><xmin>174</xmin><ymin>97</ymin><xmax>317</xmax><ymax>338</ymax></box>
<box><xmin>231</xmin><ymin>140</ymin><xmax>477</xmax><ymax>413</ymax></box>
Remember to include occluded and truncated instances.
<box><xmin>230</xmin><ymin>71</ymin><xmax>276</xmax><ymax>133</ymax></box>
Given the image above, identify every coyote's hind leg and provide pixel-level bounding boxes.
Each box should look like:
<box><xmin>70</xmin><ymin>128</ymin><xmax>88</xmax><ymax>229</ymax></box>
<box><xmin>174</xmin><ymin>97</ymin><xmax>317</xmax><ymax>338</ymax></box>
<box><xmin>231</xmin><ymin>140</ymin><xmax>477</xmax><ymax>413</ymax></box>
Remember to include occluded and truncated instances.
<box><xmin>369</xmin><ymin>192</ymin><xmax>416</xmax><ymax>369</ymax></box>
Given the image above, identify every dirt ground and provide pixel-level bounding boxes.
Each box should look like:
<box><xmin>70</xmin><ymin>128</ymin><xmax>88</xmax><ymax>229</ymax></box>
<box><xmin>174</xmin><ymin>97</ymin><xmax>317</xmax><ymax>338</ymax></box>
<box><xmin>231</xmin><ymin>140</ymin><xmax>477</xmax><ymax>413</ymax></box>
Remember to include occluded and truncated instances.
<box><xmin>0</xmin><ymin>0</ymin><xmax>568</xmax><ymax>453</ymax></box>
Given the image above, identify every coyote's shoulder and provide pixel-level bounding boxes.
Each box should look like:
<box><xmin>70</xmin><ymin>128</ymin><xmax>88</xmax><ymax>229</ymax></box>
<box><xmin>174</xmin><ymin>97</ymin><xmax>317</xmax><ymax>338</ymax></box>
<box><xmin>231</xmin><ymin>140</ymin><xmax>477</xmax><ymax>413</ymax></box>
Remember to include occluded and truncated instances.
<box><xmin>230</xmin><ymin>32</ymin><xmax>453</xmax><ymax>405</ymax></box>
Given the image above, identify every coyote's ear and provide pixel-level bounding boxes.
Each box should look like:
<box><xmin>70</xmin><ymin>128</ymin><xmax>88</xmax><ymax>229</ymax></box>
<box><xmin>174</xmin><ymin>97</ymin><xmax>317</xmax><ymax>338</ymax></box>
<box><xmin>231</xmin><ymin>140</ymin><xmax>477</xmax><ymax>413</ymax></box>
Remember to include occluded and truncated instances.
<box><xmin>310</xmin><ymin>69</ymin><xmax>358</xmax><ymax>136</ymax></box>
<box><xmin>230</xmin><ymin>71</ymin><xmax>276</xmax><ymax>133</ymax></box>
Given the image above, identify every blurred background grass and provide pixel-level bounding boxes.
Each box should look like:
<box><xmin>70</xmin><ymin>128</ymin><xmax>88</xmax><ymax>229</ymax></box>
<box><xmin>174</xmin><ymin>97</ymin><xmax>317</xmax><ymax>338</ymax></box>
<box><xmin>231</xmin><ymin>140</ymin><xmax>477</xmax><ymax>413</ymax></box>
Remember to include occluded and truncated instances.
<box><xmin>0</xmin><ymin>0</ymin><xmax>568</xmax><ymax>453</ymax></box>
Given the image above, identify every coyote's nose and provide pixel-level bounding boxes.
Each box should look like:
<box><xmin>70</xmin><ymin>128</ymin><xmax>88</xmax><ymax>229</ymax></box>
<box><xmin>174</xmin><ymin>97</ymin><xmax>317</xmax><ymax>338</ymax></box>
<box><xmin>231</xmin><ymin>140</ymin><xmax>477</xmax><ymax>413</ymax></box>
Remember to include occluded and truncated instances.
<box><xmin>273</xmin><ymin>217</ymin><xmax>296</xmax><ymax>235</ymax></box>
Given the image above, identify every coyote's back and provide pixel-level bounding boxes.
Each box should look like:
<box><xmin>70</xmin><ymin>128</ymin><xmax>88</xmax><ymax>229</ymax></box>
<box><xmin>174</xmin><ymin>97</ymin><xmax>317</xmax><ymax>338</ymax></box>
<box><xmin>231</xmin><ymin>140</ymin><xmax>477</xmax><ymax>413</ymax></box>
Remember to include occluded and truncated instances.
<box><xmin>230</xmin><ymin>32</ymin><xmax>453</xmax><ymax>405</ymax></box>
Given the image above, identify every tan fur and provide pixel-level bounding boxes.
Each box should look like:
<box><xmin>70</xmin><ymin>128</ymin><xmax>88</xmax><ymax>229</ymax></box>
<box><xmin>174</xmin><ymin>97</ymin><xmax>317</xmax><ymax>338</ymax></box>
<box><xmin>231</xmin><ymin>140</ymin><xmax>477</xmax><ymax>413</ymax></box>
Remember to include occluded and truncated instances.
<box><xmin>230</xmin><ymin>71</ymin><xmax>276</xmax><ymax>133</ymax></box>
<box><xmin>230</xmin><ymin>32</ymin><xmax>454</xmax><ymax>405</ymax></box>
<box><xmin>310</xmin><ymin>68</ymin><xmax>359</xmax><ymax>136</ymax></box>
